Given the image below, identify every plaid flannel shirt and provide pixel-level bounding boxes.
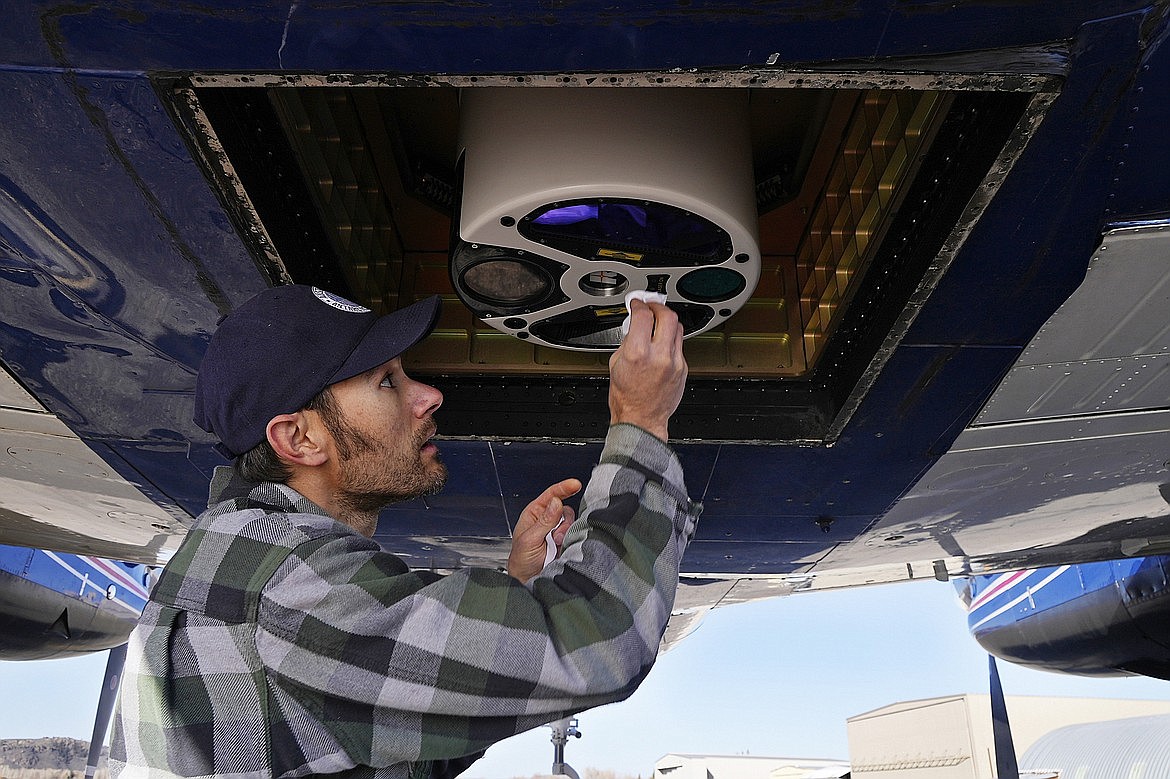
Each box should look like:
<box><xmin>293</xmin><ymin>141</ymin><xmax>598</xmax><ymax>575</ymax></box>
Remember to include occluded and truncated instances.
<box><xmin>110</xmin><ymin>424</ymin><xmax>700</xmax><ymax>779</ymax></box>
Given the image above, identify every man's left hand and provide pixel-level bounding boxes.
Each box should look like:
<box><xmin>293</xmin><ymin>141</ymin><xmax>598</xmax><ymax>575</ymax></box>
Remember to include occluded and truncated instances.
<box><xmin>507</xmin><ymin>478</ymin><xmax>582</xmax><ymax>583</ymax></box>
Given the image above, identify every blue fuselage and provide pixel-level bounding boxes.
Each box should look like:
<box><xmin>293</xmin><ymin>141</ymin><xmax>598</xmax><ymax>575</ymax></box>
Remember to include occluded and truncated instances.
<box><xmin>964</xmin><ymin>556</ymin><xmax>1170</xmax><ymax>679</ymax></box>
<box><xmin>0</xmin><ymin>544</ymin><xmax>150</xmax><ymax>659</ymax></box>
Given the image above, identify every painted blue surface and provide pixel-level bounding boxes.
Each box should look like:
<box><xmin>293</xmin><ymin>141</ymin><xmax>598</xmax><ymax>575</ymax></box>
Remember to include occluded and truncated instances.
<box><xmin>0</xmin><ymin>1</ymin><xmax>1168</xmax><ymax>575</ymax></box>
<box><xmin>968</xmin><ymin>557</ymin><xmax>1168</xmax><ymax>630</ymax></box>
<box><xmin>0</xmin><ymin>544</ymin><xmax>149</xmax><ymax>616</ymax></box>
<box><xmin>903</xmin><ymin>11</ymin><xmax>1157</xmax><ymax>347</ymax></box>
<box><xmin>964</xmin><ymin>556</ymin><xmax>1170</xmax><ymax>677</ymax></box>
<box><xmin>2</xmin><ymin>2</ymin><xmax>1148</xmax><ymax>74</ymax></box>
<box><xmin>0</xmin><ymin>544</ymin><xmax>150</xmax><ymax>659</ymax></box>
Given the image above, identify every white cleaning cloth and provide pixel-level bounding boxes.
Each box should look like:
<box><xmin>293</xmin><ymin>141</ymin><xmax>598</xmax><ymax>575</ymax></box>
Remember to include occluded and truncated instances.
<box><xmin>543</xmin><ymin>527</ymin><xmax>559</xmax><ymax>567</ymax></box>
<box><xmin>620</xmin><ymin>291</ymin><xmax>669</xmax><ymax>337</ymax></box>
<box><xmin>542</xmin><ymin>514</ymin><xmax>569</xmax><ymax>568</ymax></box>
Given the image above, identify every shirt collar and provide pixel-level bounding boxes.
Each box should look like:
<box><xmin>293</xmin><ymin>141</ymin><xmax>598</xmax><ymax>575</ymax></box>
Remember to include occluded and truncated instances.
<box><xmin>207</xmin><ymin>465</ymin><xmax>331</xmax><ymax>518</ymax></box>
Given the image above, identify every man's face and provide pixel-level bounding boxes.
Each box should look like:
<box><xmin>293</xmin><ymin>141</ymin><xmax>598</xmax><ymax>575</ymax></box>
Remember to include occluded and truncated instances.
<box><xmin>316</xmin><ymin>357</ymin><xmax>447</xmax><ymax>516</ymax></box>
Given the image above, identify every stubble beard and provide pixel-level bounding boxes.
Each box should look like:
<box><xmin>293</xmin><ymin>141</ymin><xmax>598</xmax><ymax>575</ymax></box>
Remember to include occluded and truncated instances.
<box><xmin>328</xmin><ymin>412</ymin><xmax>448</xmax><ymax>519</ymax></box>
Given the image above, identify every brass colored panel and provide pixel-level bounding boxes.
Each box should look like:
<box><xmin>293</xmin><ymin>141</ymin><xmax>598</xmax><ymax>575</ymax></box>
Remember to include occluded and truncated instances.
<box><xmin>409</xmin><ymin>331</ymin><xmax>472</xmax><ymax>366</ymax></box>
<box><xmin>682</xmin><ymin>333</ymin><xmax>731</xmax><ymax>367</ymax></box>
<box><xmin>273</xmin><ymin>89</ymin><xmax>407</xmax><ymax>312</ymax></box>
<box><xmin>470</xmin><ymin>332</ymin><xmax>534</xmax><ymax>366</ymax></box>
<box><xmin>731</xmin><ymin>300</ymin><xmax>789</xmax><ymax>335</ymax></box>
<box><xmin>792</xmin><ymin>90</ymin><xmax>946</xmax><ymax>371</ymax></box>
<box><xmin>534</xmin><ymin>347</ymin><xmax>608</xmax><ymax>369</ymax></box>
<box><xmin>727</xmin><ymin>333</ymin><xmax>794</xmax><ymax>371</ymax></box>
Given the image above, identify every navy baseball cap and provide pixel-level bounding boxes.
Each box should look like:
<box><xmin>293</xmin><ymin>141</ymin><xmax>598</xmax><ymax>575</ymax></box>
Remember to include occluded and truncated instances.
<box><xmin>194</xmin><ymin>285</ymin><xmax>441</xmax><ymax>458</ymax></box>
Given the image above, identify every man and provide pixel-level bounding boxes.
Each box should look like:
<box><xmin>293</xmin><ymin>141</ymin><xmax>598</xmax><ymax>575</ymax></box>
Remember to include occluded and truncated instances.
<box><xmin>111</xmin><ymin>284</ymin><xmax>700</xmax><ymax>779</ymax></box>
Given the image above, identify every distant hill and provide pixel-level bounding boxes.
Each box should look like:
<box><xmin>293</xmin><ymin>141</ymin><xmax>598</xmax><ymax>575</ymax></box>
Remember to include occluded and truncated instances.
<box><xmin>0</xmin><ymin>737</ymin><xmax>106</xmax><ymax>777</ymax></box>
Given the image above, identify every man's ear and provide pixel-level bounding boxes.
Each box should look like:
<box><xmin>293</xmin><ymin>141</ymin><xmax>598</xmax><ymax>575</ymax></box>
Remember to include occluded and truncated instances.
<box><xmin>266</xmin><ymin>412</ymin><xmax>328</xmax><ymax>467</ymax></box>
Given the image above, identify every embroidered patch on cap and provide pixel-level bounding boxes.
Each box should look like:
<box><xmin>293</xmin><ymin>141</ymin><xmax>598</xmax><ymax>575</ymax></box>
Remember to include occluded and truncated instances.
<box><xmin>312</xmin><ymin>287</ymin><xmax>371</xmax><ymax>313</ymax></box>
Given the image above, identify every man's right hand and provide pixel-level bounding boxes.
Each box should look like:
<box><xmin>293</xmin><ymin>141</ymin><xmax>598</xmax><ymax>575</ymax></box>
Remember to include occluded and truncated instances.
<box><xmin>608</xmin><ymin>299</ymin><xmax>688</xmax><ymax>442</ymax></box>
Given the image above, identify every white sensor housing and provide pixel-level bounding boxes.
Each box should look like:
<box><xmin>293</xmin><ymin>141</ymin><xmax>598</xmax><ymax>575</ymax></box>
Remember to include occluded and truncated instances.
<box><xmin>452</xmin><ymin>87</ymin><xmax>760</xmax><ymax>351</ymax></box>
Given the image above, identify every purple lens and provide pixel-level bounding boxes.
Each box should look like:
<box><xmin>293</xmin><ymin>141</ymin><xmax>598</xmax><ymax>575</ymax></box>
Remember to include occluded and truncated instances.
<box><xmin>526</xmin><ymin>200</ymin><xmax>726</xmax><ymax>259</ymax></box>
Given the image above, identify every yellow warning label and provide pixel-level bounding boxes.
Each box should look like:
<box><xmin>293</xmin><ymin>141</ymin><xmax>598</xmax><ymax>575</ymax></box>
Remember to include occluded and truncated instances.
<box><xmin>594</xmin><ymin>306</ymin><xmax>627</xmax><ymax>318</ymax></box>
<box><xmin>597</xmin><ymin>248</ymin><xmax>644</xmax><ymax>262</ymax></box>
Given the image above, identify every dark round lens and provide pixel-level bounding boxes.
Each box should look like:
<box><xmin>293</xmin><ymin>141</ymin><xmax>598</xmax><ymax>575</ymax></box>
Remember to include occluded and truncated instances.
<box><xmin>677</xmin><ymin>267</ymin><xmax>746</xmax><ymax>302</ymax></box>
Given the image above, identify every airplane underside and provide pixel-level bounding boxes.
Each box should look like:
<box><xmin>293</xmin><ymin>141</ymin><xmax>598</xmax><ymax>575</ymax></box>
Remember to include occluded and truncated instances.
<box><xmin>0</xmin><ymin>2</ymin><xmax>1168</xmax><ymax>647</ymax></box>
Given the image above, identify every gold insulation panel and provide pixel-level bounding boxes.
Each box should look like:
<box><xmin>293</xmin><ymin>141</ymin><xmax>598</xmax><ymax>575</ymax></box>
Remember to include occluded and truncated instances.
<box><xmin>271</xmin><ymin>86</ymin><xmax>946</xmax><ymax>378</ymax></box>
<box><xmin>795</xmin><ymin>91</ymin><xmax>945</xmax><ymax>365</ymax></box>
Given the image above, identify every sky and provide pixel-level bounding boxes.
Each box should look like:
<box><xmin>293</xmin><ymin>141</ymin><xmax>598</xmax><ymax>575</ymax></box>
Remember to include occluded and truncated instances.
<box><xmin>2</xmin><ymin>579</ymin><xmax>1168</xmax><ymax>777</ymax></box>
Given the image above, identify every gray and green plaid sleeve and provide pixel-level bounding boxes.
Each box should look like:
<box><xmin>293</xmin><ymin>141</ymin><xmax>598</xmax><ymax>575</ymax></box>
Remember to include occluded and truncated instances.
<box><xmin>258</xmin><ymin>424</ymin><xmax>699</xmax><ymax>765</ymax></box>
<box><xmin>111</xmin><ymin>423</ymin><xmax>700</xmax><ymax>778</ymax></box>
